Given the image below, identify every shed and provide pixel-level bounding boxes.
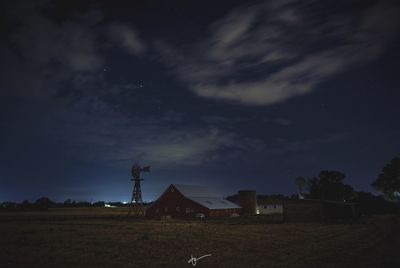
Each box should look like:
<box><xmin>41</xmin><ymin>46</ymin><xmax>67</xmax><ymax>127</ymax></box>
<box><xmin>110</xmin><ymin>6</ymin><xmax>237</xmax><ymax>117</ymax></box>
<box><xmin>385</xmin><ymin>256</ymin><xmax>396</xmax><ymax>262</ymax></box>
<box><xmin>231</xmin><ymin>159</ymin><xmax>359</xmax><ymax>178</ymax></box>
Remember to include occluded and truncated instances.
<box><xmin>145</xmin><ymin>184</ymin><xmax>241</xmax><ymax>218</ymax></box>
<box><xmin>257</xmin><ymin>198</ymin><xmax>283</xmax><ymax>215</ymax></box>
<box><xmin>283</xmin><ymin>199</ymin><xmax>359</xmax><ymax>222</ymax></box>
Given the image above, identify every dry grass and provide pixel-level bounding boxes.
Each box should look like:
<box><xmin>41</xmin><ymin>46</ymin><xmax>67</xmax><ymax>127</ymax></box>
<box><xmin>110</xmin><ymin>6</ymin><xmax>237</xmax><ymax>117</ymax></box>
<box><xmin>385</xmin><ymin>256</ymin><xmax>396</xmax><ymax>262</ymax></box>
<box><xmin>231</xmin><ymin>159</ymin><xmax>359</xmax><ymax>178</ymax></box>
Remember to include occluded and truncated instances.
<box><xmin>0</xmin><ymin>209</ymin><xmax>399</xmax><ymax>268</ymax></box>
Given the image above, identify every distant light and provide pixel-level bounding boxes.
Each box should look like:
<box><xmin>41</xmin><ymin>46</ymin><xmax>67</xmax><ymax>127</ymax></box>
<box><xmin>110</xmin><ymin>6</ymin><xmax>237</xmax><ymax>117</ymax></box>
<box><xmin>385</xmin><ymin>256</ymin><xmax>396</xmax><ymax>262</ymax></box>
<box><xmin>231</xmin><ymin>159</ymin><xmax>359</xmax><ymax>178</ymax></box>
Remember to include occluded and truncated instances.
<box><xmin>122</xmin><ymin>201</ymin><xmax>128</xmax><ymax>204</ymax></box>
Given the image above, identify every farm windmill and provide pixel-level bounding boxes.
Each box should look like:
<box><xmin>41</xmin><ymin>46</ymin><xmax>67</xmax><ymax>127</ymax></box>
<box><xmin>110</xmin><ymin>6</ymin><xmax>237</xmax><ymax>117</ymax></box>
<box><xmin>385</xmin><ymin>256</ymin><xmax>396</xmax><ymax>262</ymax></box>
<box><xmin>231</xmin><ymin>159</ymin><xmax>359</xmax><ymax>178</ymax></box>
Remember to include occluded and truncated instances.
<box><xmin>128</xmin><ymin>164</ymin><xmax>150</xmax><ymax>216</ymax></box>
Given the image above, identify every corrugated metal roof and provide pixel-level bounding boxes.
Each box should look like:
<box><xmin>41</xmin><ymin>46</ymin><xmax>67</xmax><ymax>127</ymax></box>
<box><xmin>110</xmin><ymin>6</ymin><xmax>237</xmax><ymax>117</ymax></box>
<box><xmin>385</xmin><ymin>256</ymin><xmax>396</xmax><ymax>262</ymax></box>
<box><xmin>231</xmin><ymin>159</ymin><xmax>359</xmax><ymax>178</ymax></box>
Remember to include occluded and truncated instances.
<box><xmin>173</xmin><ymin>184</ymin><xmax>241</xmax><ymax>210</ymax></box>
<box><xmin>190</xmin><ymin>197</ymin><xmax>241</xmax><ymax>209</ymax></box>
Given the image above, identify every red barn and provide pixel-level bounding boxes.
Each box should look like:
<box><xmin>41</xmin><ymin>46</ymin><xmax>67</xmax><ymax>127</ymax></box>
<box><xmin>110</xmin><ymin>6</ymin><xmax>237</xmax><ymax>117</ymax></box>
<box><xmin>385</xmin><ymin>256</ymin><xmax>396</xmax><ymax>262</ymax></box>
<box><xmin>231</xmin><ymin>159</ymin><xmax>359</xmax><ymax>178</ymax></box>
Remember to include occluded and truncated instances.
<box><xmin>146</xmin><ymin>184</ymin><xmax>241</xmax><ymax>218</ymax></box>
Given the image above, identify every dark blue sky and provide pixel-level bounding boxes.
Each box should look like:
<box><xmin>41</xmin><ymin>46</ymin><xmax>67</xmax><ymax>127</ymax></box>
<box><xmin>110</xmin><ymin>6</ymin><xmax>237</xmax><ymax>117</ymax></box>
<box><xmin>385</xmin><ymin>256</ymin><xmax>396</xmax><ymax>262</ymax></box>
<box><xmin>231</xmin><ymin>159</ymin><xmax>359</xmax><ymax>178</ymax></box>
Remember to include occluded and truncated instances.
<box><xmin>1</xmin><ymin>0</ymin><xmax>399</xmax><ymax>202</ymax></box>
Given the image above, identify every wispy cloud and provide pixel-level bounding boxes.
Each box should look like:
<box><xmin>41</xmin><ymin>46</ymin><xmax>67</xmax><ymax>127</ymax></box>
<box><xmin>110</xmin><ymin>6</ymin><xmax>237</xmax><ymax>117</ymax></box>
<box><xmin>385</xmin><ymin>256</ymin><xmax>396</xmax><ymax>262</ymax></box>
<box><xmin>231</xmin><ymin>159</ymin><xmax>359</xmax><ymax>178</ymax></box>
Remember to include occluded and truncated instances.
<box><xmin>107</xmin><ymin>22</ymin><xmax>147</xmax><ymax>55</ymax></box>
<box><xmin>47</xmin><ymin>97</ymin><xmax>264</xmax><ymax>167</ymax></box>
<box><xmin>160</xmin><ymin>0</ymin><xmax>399</xmax><ymax>106</ymax></box>
<box><xmin>268</xmin><ymin>132</ymin><xmax>350</xmax><ymax>157</ymax></box>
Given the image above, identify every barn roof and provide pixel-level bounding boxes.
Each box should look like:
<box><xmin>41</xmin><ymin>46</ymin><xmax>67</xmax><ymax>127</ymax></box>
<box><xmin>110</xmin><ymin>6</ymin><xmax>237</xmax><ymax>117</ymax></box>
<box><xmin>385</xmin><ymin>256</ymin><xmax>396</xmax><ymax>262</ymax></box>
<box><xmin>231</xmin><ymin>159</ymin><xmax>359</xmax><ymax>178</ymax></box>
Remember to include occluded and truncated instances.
<box><xmin>173</xmin><ymin>184</ymin><xmax>220</xmax><ymax>198</ymax></box>
<box><xmin>173</xmin><ymin>184</ymin><xmax>241</xmax><ymax>210</ymax></box>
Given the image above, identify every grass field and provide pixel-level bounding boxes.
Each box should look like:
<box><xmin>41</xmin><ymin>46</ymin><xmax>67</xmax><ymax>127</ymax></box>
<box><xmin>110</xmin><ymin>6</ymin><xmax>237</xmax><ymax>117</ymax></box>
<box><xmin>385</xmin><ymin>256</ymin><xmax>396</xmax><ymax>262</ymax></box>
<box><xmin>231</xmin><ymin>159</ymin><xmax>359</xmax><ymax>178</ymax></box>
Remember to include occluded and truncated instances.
<box><xmin>0</xmin><ymin>208</ymin><xmax>399</xmax><ymax>268</ymax></box>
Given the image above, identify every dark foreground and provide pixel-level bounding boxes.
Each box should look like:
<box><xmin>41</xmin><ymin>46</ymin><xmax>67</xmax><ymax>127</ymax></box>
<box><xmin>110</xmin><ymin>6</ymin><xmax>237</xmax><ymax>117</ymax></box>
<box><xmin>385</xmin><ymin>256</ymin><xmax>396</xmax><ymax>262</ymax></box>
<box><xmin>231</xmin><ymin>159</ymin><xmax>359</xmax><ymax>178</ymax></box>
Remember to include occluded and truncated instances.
<box><xmin>0</xmin><ymin>209</ymin><xmax>399</xmax><ymax>268</ymax></box>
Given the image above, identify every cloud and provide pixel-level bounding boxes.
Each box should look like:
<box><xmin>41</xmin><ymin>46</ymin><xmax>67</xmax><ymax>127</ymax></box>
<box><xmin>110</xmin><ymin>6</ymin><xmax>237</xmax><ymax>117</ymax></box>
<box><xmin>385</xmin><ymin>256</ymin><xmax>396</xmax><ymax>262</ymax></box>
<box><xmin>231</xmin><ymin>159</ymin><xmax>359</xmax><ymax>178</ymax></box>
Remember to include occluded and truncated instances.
<box><xmin>160</xmin><ymin>0</ymin><xmax>399</xmax><ymax>106</ymax></box>
<box><xmin>107</xmin><ymin>23</ymin><xmax>147</xmax><ymax>55</ymax></box>
<box><xmin>1</xmin><ymin>3</ymin><xmax>147</xmax><ymax>101</ymax></box>
<box><xmin>12</xmin><ymin>12</ymin><xmax>104</xmax><ymax>73</ymax></box>
<box><xmin>0</xmin><ymin>4</ymin><xmax>106</xmax><ymax>101</ymax></box>
<box><xmin>46</xmin><ymin>97</ymin><xmax>264</xmax><ymax>167</ymax></box>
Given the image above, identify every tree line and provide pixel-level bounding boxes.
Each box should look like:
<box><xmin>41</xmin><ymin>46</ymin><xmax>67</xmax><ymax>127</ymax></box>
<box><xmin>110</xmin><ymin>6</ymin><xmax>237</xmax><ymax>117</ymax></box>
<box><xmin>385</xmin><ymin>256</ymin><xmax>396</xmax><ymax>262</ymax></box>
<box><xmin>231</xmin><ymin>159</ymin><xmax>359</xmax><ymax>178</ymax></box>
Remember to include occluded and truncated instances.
<box><xmin>0</xmin><ymin>198</ymin><xmax>154</xmax><ymax>211</ymax></box>
<box><xmin>295</xmin><ymin>156</ymin><xmax>400</xmax><ymax>202</ymax></box>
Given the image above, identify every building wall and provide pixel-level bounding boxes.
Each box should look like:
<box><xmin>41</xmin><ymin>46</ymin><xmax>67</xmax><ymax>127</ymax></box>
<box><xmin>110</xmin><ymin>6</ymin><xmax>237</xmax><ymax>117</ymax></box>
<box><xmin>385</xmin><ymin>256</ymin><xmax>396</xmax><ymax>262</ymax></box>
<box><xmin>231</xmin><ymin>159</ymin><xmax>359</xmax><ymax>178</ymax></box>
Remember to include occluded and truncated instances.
<box><xmin>146</xmin><ymin>185</ymin><xmax>209</xmax><ymax>218</ymax></box>
<box><xmin>283</xmin><ymin>200</ymin><xmax>323</xmax><ymax>222</ymax></box>
<box><xmin>283</xmin><ymin>199</ymin><xmax>359</xmax><ymax>222</ymax></box>
<box><xmin>258</xmin><ymin>204</ymin><xmax>283</xmax><ymax>215</ymax></box>
<box><xmin>209</xmin><ymin>208</ymin><xmax>240</xmax><ymax>217</ymax></box>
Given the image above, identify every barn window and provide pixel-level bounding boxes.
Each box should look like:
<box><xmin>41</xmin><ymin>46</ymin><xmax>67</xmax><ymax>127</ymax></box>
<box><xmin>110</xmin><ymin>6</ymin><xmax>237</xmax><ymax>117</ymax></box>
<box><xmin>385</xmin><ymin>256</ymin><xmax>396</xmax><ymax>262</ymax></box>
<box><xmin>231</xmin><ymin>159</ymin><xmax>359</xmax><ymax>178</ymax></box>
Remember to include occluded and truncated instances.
<box><xmin>176</xmin><ymin>206</ymin><xmax>180</xmax><ymax>212</ymax></box>
<box><xmin>164</xmin><ymin>207</ymin><xmax>168</xmax><ymax>212</ymax></box>
<box><xmin>155</xmin><ymin>208</ymin><xmax>159</xmax><ymax>213</ymax></box>
<box><xmin>171</xmin><ymin>188</ymin><xmax>174</xmax><ymax>192</ymax></box>
<box><xmin>185</xmin><ymin>208</ymin><xmax>191</xmax><ymax>213</ymax></box>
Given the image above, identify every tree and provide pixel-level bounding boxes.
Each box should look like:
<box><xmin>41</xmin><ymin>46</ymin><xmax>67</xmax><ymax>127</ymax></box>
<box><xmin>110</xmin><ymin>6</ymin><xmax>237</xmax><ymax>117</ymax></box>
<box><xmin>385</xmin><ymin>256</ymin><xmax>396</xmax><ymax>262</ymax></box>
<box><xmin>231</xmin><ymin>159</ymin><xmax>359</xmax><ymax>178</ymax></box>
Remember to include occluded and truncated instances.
<box><xmin>372</xmin><ymin>157</ymin><xmax>400</xmax><ymax>201</ymax></box>
<box><xmin>355</xmin><ymin>191</ymin><xmax>400</xmax><ymax>214</ymax></box>
<box><xmin>226</xmin><ymin>194</ymin><xmax>239</xmax><ymax>204</ymax></box>
<box><xmin>297</xmin><ymin>170</ymin><xmax>356</xmax><ymax>201</ymax></box>
<box><xmin>64</xmin><ymin>199</ymin><xmax>72</xmax><ymax>206</ymax></box>
<box><xmin>295</xmin><ymin>176</ymin><xmax>306</xmax><ymax>199</ymax></box>
<box><xmin>34</xmin><ymin>197</ymin><xmax>55</xmax><ymax>210</ymax></box>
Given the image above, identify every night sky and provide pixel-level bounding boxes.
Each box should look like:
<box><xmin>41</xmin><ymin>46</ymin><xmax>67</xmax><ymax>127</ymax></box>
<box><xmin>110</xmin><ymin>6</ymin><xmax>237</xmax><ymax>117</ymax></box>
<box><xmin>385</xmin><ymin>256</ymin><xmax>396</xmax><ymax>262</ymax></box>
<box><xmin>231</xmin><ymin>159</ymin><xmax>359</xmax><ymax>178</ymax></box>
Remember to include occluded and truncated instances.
<box><xmin>1</xmin><ymin>0</ymin><xmax>399</xmax><ymax>202</ymax></box>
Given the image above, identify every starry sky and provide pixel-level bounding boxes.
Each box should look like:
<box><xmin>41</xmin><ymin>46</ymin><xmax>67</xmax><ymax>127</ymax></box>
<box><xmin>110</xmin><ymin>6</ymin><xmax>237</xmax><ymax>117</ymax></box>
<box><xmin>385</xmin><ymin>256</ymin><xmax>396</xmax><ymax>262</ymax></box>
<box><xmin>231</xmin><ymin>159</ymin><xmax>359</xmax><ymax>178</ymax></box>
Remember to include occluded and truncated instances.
<box><xmin>1</xmin><ymin>0</ymin><xmax>399</xmax><ymax>202</ymax></box>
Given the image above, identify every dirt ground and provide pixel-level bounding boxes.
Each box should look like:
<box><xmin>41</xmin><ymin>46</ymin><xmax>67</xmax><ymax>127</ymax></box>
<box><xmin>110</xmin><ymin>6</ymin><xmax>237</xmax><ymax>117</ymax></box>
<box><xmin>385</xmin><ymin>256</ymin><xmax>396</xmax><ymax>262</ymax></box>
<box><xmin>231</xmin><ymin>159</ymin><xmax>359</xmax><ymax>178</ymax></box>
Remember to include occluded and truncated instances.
<box><xmin>0</xmin><ymin>209</ymin><xmax>399</xmax><ymax>268</ymax></box>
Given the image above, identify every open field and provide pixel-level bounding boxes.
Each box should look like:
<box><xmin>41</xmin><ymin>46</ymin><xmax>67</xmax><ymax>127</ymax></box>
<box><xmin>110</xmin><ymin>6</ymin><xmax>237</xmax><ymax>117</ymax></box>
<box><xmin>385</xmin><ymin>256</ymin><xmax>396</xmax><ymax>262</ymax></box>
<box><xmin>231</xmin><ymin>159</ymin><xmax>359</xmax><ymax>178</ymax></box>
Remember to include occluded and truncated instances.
<box><xmin>0</xmin><ymin>209</ymin><xmax>399</xmax><ymax>268</ymax></box>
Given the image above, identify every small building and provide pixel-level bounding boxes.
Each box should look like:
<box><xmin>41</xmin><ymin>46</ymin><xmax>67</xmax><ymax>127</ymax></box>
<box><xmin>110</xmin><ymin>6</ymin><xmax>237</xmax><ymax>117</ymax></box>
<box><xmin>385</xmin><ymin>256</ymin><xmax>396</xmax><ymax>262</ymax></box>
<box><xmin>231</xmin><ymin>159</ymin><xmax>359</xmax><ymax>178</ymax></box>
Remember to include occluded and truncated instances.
<box><xmin>257</xmin><ymin>198</ymin><xmax>283</xmax><ymax>215</ymax></box>
<box><xmin>283</xmin><ymin>199</ymin><xmax>359</xmax><ymax>222</ymax></box>
<box><xmin>145</xmin><ymin>184</ymin><xmax>241</xmax><ymax>218</ymax></box>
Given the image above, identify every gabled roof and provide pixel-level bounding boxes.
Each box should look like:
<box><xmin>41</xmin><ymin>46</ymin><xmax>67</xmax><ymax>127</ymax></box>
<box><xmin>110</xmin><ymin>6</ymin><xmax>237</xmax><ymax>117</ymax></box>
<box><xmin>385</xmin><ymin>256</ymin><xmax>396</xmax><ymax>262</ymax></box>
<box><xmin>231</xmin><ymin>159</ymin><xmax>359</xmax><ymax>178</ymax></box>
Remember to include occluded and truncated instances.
<box><xmin>173</xmin><ymin>184</ymin><xmax>220</xmax><ymax>198</ymax></box>
<box><xmin>172</xmin><ymin>184</ymin><xmax>241</xmax><ymax>210</ymax></box>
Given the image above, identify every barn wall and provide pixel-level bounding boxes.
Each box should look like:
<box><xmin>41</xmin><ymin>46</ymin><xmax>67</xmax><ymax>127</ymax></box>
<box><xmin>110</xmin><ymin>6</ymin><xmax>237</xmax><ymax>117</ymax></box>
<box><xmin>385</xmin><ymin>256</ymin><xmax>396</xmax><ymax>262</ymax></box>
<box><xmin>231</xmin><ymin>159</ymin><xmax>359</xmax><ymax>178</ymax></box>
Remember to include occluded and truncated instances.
<box><xmin>283</xmin><ymin>200</ymin><xmax>323</xmax><ymax>222</ymax></box>
<box><xmin>209</xmin><ymin>208</ymin><xmax>241</xmax><ymax>217</ymax></box>
<box><xmin>146</xmin><ymin>185</ymin><xmax>209</xmax><ymax>218</ymax></box>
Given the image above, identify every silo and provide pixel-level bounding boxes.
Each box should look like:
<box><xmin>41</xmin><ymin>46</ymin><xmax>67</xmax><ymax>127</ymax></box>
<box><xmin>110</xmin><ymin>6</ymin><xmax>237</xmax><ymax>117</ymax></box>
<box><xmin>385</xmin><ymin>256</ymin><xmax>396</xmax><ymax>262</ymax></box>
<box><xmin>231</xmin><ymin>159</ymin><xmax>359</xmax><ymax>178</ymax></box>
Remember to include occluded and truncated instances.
<box><xmin>238</xmin><ymin>190</ymin><xmax>257</xmax><ymax>215</ymax></box>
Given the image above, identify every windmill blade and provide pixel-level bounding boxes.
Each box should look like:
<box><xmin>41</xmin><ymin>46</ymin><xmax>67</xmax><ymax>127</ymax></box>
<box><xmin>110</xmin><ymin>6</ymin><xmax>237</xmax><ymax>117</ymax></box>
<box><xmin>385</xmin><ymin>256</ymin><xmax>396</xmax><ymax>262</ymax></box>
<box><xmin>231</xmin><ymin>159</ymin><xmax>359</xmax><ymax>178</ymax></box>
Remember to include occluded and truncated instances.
<box><xmin>141</xmin><ymin>166</ymin><xmax>151</xmax><ymax>172</ymax></box>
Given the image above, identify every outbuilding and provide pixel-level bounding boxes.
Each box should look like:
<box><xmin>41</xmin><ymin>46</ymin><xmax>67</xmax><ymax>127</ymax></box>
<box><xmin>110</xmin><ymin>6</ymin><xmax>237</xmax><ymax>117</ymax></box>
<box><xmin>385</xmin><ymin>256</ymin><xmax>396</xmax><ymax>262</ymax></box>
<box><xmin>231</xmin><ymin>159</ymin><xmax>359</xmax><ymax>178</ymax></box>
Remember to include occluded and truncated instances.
<box><xmin>283</xmin><ymin>199</ymin><xmax>359</xmax><ymax>222</ymax></box>
<box><xmin>146</xmin><ymin>184</ymin><xmax>241</xmax><ymax>218</ymax></box>
<box><xmin>257</xmin><ymin>198</ymin><xmax>283</xmax><ymax>215</ymax></box>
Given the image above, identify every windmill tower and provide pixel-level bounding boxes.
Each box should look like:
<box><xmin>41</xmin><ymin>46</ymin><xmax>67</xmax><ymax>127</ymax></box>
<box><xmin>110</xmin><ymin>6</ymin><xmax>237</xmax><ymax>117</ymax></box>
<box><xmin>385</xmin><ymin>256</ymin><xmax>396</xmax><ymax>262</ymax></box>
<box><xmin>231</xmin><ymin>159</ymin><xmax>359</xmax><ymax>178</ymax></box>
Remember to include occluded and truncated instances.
<box><xmin>128</xmin><ymin>164</ymin><xmax>150</xmax><ymax>216</ymax></box>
